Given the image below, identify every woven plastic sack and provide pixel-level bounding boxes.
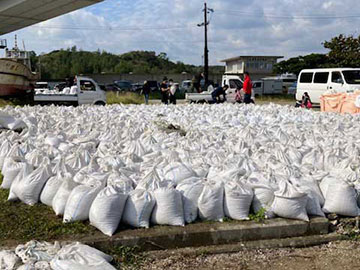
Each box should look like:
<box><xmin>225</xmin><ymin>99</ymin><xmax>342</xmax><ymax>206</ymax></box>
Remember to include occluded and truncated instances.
<box><xmin>272</xmin><ymin>181</ymin><xmax>309</xmax><ymax>222</ymax></box>
<box><xmin>322</xmin><ymin>181</ymin><xmax>360</xmax><ymax>217</ymax></box>
<box><xmin>89</xmin><ymin>186</ymin><xmax>128</xmax><ymax>236</ymax></box>
<box><xmin>151</xmin><ymin>188</ymin><xmax>185</xmax><ymax>226</ymax></box>
<box><xmin>176</xmin><ymin>177</ymin><xmax>204</xmax><ymax>223</ymax></box>
<box><xmin>224</xmin><ymin>181</ymin><xmax>253</xmax><ymax>220</ymax></box>
<box><xmin>198</xmin><ymin>180</ymin><xmax>224</xmax><ymax>222</ymax></box>
<box><xmin>122</xmin><ymin>189</ymin><xmax>155</xmax><ymax>228</ymax></box>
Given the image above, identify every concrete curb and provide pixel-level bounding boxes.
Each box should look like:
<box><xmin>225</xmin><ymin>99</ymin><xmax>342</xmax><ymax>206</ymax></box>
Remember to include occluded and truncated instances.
<box><xmin>82</xmin><ymin>217</ymin><xmax>329</xmax><ymax>251</ymax></box>
<box><xmin>145</xmin><ymin>233</ymin><xmax>343</xmax><ymax>259</ymax></box>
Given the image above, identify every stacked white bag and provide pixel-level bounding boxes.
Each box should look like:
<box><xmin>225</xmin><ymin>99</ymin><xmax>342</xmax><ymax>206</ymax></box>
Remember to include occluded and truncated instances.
<box><xmin>224</xmin><ymin>181</ymin><xmax>253</xmax><ymax>220</ymax></box>
<box><xmin>3</xmin><ymin>102</ymin><xmax>360</xmax><ymax>237</ymax></box>
<box><xmin>89</xmin><ymin>186</ymin><xmax>129</xmax><ymax>236</ymax></box>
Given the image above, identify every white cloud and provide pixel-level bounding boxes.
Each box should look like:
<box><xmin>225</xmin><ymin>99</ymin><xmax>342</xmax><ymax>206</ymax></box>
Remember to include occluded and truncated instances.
<box><xmin>2</xmin><ymin>0</ymin><xmax>360</xmax><ymax>65</ymax></box>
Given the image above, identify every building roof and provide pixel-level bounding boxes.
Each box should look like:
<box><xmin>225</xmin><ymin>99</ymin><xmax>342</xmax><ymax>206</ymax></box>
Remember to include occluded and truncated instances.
<box><xmin>221</xmin><ymin>55</ymin><xmax>284</xmax><ymax>63</ymax></box>
<box><xmin>0</xmin><ymin>0</ymin><xmax>104</xmax><ymax>35</ymax></box>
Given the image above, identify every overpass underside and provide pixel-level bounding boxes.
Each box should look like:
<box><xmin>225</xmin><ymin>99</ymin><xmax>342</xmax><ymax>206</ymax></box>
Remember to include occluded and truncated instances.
<box><xmin>0</xmin><ymin>0</ymin><xmax>104</xmax><ymax>35</ymax></box>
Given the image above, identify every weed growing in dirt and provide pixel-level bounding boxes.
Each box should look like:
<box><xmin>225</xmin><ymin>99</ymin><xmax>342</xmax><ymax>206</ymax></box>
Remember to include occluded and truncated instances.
<box><xmin>107</xmin><ymin>245</ymin><xmax>144</xmax><ymax>270</ymax></box>
<box><xmin>249</xmin><ymin>208</ymin><xmax>266</xmax><ymax>223</ymax></box>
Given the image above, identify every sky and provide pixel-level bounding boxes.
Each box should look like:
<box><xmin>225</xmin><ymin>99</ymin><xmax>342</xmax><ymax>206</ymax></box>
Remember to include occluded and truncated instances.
<box><xmin>2</xmin><ymin>0</ymin><xmax>360</xmax><ymax>66</ymax></box>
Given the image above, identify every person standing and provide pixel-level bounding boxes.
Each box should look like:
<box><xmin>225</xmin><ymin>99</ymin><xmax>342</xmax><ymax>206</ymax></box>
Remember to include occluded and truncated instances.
<box><xmin>243</xmin><ymin>72</ymin><xmax>254</xmax><ymax>104</ymax></box>
<box><xmin>160</xmin><ymin>77</ymin><xmax>169</xmax><ymax>105</ymax></box>
<box><xmin>192</xmin><ymin>73</ymin><xmax>203</xmax><ymax>93</ymax></box>
<box><xmin>169</xmin><ymin>79</ymin><xmax>177</xmax><ymax>105</ymax></box>
<box><xmin>142</xmin><ymin>80</ymin><xmax>151</xmax><ymax>105</ymax></box>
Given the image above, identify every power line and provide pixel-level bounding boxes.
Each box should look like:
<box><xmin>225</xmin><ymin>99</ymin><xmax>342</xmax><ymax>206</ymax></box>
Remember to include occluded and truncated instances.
<box><xmin>216</xmin><ymin>9</ymin><xmax>360</xmax><ymax>20</ymax></box>
<box><xmin>30</xmin><ymin>24</ymin><xmax>194</xmax><ymax>31</ymax></box>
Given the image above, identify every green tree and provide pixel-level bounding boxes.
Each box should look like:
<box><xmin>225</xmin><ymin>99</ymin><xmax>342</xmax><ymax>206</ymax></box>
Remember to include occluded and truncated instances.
<box><xmin>274</xmin><ymin>54</ymin><xmax>328</xmax><ymax>75</ymax></box>
<box><xmin>323</xmin><ymin>34</ymin><xmax>360</xmax><ymax>67</ymax></box>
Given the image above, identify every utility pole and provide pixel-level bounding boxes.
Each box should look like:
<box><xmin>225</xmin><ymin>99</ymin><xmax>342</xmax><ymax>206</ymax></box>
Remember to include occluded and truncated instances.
<box><xmin>198</xmin><ymin>2</ymin><xmax>213</xmax><ymax>88</ymax></box>
<box><xmin>204</xmin><ymin>2</ymin><xmax>209</xmax><ymax>87</ymax></box>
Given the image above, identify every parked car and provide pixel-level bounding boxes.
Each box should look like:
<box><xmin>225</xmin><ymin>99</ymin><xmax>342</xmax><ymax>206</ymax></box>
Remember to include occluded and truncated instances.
<box><xmin>288</xmin><ymin>82</ymin><xmax>297</xmax><ymax>96</ymax></box>
<box><xmin>132</xmin><ymin>83</ymin><xmax>143</xmax><ymax>92</ymax></box>
<box><xmin>180</xmin><ymin>80</ymin><xmax>192</xmax><ymax>93</ymax></box>
<box><xmin>147</xmin><ymin>81</ymin><xmax>160</xmax><ymax>92</ymax></box>
<box><xmin>114</xmin><ymin>80</ymin><xmax>132</xmax><ymax>91</ymax></box>
<box><xmin>104</xmin><ymin>84</ymin><xmax>121</xmax><ymax>91</ymax></box>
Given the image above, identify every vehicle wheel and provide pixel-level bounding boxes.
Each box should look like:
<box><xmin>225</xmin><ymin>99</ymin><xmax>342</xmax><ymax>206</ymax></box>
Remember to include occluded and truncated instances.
<box><xmin>94</xmin><ymin>101</ymin><xmax>106</xmax><ymax>106</ymax></box>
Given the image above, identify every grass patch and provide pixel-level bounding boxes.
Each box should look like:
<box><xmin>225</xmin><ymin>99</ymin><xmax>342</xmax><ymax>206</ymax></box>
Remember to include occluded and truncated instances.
<box><xmin>107</xmin><ymin>246</ymin><xmax>144</xmax><ymax>270</ymax></box>
<box><xmin>0</xmin><ymin>172</ymin><xmax>97</xmax><ymax>246</ymax></box>
<box><xmin>107</xmin><ymin>91</ymin><xmax>144</xmax><ymax>105</ymax></box>
<box><xmin>0</xmin><ymin>99</ymin><xmax>14</xmax><ymax>108</ymax></box>
<box><xmin>249</xmin><ymin>208</ymin><xmax>266</xmax><ymax>223</ymax></box>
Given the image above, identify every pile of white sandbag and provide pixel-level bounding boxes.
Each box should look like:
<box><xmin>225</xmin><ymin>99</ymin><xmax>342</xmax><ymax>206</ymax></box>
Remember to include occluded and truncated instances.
<box><xmin>0</xmin><ymin>240</ymin><xmax>116</xmax><ymax>270</ymax></box>
<box><xmin>1</xmin><ymin>103</ymin><xmax>360</xmax><ymax>236</ymax></box>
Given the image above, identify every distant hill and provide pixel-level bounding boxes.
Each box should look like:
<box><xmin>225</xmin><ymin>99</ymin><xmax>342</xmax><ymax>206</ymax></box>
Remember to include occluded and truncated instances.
<box><xmin>33</xmin><ymin>47</ymin><xmax>224</xmax><ymax>80</ymax></box>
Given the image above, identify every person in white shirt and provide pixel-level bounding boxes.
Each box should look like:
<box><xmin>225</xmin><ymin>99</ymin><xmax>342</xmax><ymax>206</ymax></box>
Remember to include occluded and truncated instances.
<box><xmin>169</xmin><ymin>79</ymin><xmax>177</xmax><ymax>105</ymax></box>
<box><xmin>70</xmin><ymin>77</ymin><xmax>78</xmax><ymax>95</ymax></box>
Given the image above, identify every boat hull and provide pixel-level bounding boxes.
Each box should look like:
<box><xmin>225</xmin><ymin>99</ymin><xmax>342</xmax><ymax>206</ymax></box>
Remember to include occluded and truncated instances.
<box><xmin>0</xmin><ymin>58</ymin><xmax>38</xmax><ymax>97</ymax></box>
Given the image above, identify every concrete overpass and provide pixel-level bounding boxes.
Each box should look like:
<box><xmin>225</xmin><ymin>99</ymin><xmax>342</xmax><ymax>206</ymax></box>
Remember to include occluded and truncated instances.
<box><xmin>0</xmin><ymin>0</ymin><xmax>104</xmax><ymax>35</ymax></box>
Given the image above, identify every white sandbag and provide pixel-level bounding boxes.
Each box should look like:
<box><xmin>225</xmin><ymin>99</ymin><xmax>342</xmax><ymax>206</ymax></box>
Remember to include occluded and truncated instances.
<box><xmin>122</xmin><ymin>189</ymin><xmax>155</xmax><ymax>228</ymax></box>
<box><xmin>52</xmin><ymin>176</ymin><xmax>79</xmax><ymax>216</ymax></box>
<box><xmin>198</xmin><ymin>180</ymin><xmax>224</xmax><ymax>222</ymax></box>
<box><xmin>1</xmin><ymin>157</ymin><xmax>25</xmax><ymax>189</ymax></box>
<box><xmin>250</xmin><ymin>184</ymin><xmax>275</xmax><ymax>214</ymax></box>
<box><xmin>0</xmin><ymin>112</ymin><xmax>27</xmax><ymax>131</ymax></box>
<box><xmin>151</xmin><ymin>188</ymin><xmax>185</xmax><ymax>226</ymax></box>
<box><xmin>50</xmin><ymin>243</ymin><xmax>115</xmax><ymax>270</ymax></box>
<box><xmin>319</xmin><ymin>175</ymin><xmax>338</xmax><ymax>199</ymax></box>
<box><xmin>107</xmin><ymin>172</ymin><xmax>134</xmax><ymax>194</ymax></box>
<box><xmin>163</xmin><ymin>162</ymin><xmax>197</xmax><ymax>185</ymax></box>
<box><xmin>40</xmin><ymin>173</ymin><xmax>69</xmax><ymax>207</ymax></box>
<box><xmin>63</xmin><ymin>181</ymin><xmax>104</xmax><ymax>223</ymax></box>
<box><xmin>10</xmin><ymin>165</ymin><xmax>52</xmax><ymax>205</ymax></box>
<box><xmin>224</xmin><ymin>181</ymin><xmax>253</xmax><ymax>220</ymax></box>
<box><xmin>15</xmin><ymin>240</ymin><xmax>61</xmax><ymax>264</ymax></box>
<box><xmin>0</xmin><ymin>139</ymin><xmax>12</xmax><ymax>169</ymax></box>
<box><xmin>176</xmin><ymin>177</ymin><xmax>204</xmax><ymax>223</ymax></box>
<box><xmin>0</xmin><ymin>250</ymin><xmax>20</xmax><ymax>269</ymax></box>
<box><xmin>89</xmin><ymin>186</ymin><xmax>128</xmax><ymax>236</ymax></box>
<box><xmin>272</xmin><ymin>181</ymin><xmax>309</xmax><ymax>221</ymax></box>
<box><xmin>136</xmin><ymin>169</ymin><xmax>174</xmax><ymax>191</ymax></box>
<box><xmin>322</xmin><ymin>181</ymin><xmax>360</xmax><ymax>216</ymax></box>
<box><xmin>17</xmin><ymin>262</ymin><xmax>51</xmax><ymax>270</ymax></box>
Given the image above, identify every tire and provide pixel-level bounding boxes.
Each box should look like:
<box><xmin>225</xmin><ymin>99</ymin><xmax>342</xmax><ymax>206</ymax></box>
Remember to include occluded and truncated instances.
<box><xmin>94</xmin><ymin>101</ymin><xmax>106</xmax><ymax>106</ymax></box>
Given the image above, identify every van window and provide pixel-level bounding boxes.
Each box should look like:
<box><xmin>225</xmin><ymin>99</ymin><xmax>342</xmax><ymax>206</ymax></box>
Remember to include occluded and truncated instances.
<box><xmin>343</xmin><ymin>70</ymin><xmax>360</xmax><ymax>84</ymax></box>
<box><xmin>299</xmin><ymin>73</ymin><xmax>313</xmax><ymax>83</ymax></box>
<box><xmin>229</xmin><ymin>79</ymin><xmax>243</xmax><ymax>89</ymax></box>
<box><xmin>253</xmin><ymin>82</ymin><xmax>262</xmax><ymax>88</ymax></box>
<box><xmin>314</xmin><ymin>72</ymin><xmax>329</xmax><ymax>84</ymax></box>
<box><xmin>331</xmin><ymin>72</ymin><xmax>343</xmax><ymax>84</ymax></box>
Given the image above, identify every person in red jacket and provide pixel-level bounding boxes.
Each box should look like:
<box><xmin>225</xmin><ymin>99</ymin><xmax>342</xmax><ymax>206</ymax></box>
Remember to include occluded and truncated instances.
<box><xmin>243</xmin><ymin>72</ymin><xmax>254</xmax><ymax>104</ymax></box>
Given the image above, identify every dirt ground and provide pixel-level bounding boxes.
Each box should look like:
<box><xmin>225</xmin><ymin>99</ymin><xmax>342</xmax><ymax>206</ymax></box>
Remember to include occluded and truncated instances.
<box><xmin>142</xmin><ymin>241</ymin><xmax>360</xmax><ymax>270</ymax></box>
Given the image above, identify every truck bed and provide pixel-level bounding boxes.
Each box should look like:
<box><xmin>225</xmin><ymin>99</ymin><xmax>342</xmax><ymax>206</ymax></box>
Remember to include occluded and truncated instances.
<box><xmin>34</xmin><ymin>94</ymin><xmax>78</xmax><ymax>102</ymax></box>
<box><xmin>185</xmin><ymin>92</ymin><xmax>212</xmax><ymax>102</ymax></box>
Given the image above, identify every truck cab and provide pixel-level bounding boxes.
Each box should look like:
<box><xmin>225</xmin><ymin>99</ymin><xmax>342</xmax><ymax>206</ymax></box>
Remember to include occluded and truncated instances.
<box><xmin>222</xmin><ymin>75</ymin><xmax>243</xmax><ymax>103</ymax></box>
<box><xmin>34</xmin><ymin>76</ymin><xmax>106</xmax><ymax>106</ymax></box>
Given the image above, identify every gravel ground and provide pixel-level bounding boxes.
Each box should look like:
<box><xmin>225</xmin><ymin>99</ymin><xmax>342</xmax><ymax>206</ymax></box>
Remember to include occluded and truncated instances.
<box><xmin>141</xmin><ymin>241</ymin><xmax>360</xmax><ymax>270</ymax></box>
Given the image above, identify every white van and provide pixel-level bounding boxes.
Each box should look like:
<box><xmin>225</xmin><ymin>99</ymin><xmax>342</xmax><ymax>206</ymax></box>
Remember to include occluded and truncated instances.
<box><xmin>296</xmin><ymin>68</ymin><xmax>360</xmax><ymax>103</ymax></box>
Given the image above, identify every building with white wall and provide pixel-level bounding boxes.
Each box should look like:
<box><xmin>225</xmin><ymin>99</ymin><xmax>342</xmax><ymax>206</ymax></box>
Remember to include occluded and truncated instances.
<box><xmin>221</xmin><ymin>55</ymin><xmax>283</xmax><ymax>80</ymax></box>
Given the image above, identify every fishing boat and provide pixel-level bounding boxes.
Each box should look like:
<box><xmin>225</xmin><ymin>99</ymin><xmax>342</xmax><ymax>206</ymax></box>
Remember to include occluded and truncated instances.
<box><xmin>0</xmin><ymin>36</ymin><xmax>39</xmax><ymax>97</ymax></box>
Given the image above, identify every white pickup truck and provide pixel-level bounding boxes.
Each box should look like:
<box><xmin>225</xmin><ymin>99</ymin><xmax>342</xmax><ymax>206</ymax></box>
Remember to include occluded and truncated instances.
<box><xmin>34</xmin><ymin>76</ymin><xmax>106</xmax><ymax>106</ymax></box>
<box><xmin>186</xmin><ymin>75</ymin><xmax>243</xmax><ymax>103</ymax></box>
